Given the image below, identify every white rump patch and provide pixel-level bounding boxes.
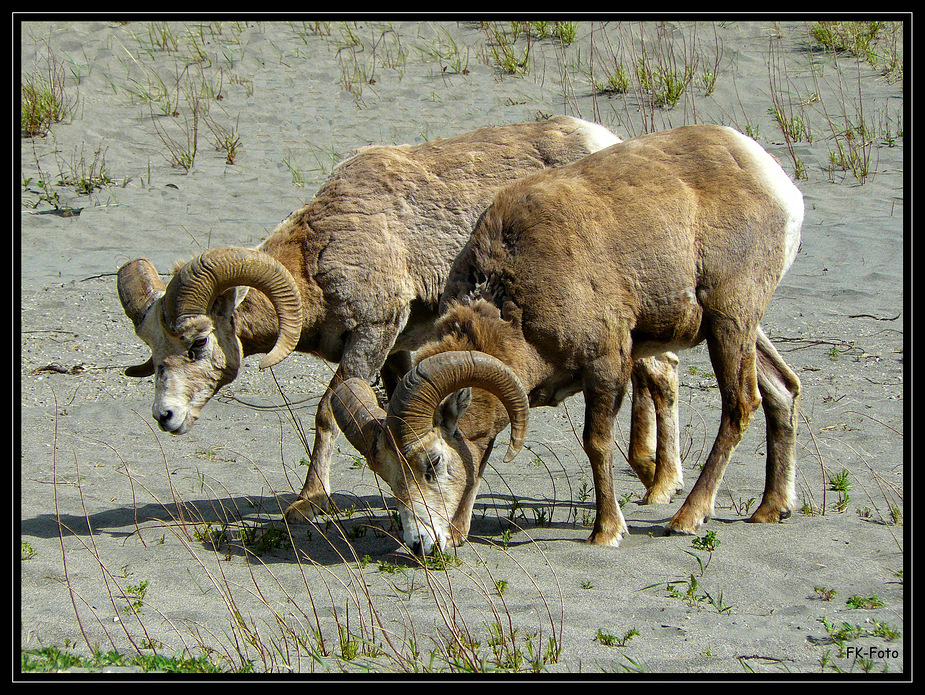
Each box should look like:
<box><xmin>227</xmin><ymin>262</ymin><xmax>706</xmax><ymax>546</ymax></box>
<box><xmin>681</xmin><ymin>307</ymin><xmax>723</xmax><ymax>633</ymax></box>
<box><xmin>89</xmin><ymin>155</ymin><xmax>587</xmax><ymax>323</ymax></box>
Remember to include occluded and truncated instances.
<box><xmin>574</xmin><ymin>119</ymin><xmax>622</xmax><ymax>153</ymax></box>
<box><xmin>726</xmin><ymin>127</ymin><xmax>804</xmax><ymax>275</ymax></box>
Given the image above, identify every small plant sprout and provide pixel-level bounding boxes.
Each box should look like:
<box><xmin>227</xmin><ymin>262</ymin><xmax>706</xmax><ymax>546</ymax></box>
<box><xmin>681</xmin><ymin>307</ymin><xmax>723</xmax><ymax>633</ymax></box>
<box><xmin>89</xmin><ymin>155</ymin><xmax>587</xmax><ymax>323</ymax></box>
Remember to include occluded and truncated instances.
<box><xmin>828</xmin><ymin>469</ymin><xmax>851</xmax><ymax>492</ymax></box>
<box><xmin>595</xmin><ymin>627</ymin><xmax>639</xmax><ymax>648</ymax></box>
<box><xmin>56</xmin><ymin>142</ymin><xmax>114</xmax><ymax>195</ymax></box>
<box><xmin>123</xmin><ymin>580</ymin><xmax>149</xmax><ymax>613</ymax></box>
<box><xmin>21</xmin><ymin>49</ymin><xmax>75</xmax><ymax>137</ymax></box>
<box><xmin>809</xmin><ymin>21</ymin><xmax>885</xmax><ymax>64</ymax></box>
<box><xmin>205</xmin><ymin>116</ymin><xmax>242</xmax><ymax>164</ymax></box>
<box><xmin>818</xmin><ymin>618</ymin><xmax>900</xmax><ymax>657</ymax></box>
<box><xmin>845</xmin><ymin>594</ymin><xmax>884</xmax><ymax>609</ymax></box>
<box><xmin>828</xmin><ymin>468</ymin><xmax>851</xmax><ymax>513</ymax></box>
<box><xmin>729</xmin><ymin>494</ymin><xmax>756</xmax><ymax>516</ymax></box>
<box><xmin>21</xmin><ymin>541</ymin><xmax>37</xmax><ymax>560</ymax></box>
<box><xmin>691</xmin><ymin>531</ymin><xmax>721</xmax><ymax>552</ymax></box>
<box><xmin>890</xmin><ymin>506</ymin><xmax>903</xmax><ymax>525</ymax></box>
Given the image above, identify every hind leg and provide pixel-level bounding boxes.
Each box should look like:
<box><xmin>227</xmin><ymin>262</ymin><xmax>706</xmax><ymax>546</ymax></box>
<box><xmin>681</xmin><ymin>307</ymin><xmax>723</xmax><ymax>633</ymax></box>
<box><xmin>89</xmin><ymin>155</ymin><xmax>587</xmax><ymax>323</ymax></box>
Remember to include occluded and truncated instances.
<box><xmin>668</xmin><ymin>321</ymin><xmax>762</xmax><ymax>535</ymax></box>
<box><xmin>748</xmin><ymin>326</ymin><xmax>801</xmax><ymax>523</ymax></box>
<box><xmin>629</xmin><ymin>353</ymin><xmax>683</xmax><ymax>504</ymax></box>
<box><xmin>628</xmin><ymin>362</ymin><xmax>657</xmax><ymax>487</ymax></box>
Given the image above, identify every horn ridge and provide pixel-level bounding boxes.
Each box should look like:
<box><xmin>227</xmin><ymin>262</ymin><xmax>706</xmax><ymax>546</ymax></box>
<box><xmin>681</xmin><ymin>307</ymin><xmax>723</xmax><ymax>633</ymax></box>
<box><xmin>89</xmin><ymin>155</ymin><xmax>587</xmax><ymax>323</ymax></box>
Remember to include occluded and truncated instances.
<box><xmin>386</xmin><ymin>350</ymin><xmax>529</xmax><ymax>463</ymax></box>
<box><xmin>331</xmin><ymin>378</ymin><xmax>386</xmax><ymax>461</ymax></box>
<box><xmin>162</xmin><ymin>248</ymin><xmax>303</xmax><ymax>368</ymax></box>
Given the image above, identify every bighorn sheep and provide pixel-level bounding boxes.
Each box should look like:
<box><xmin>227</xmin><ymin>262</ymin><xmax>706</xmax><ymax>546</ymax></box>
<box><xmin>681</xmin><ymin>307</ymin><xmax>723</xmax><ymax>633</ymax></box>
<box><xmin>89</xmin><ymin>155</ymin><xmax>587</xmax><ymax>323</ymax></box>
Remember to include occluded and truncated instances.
<box><xmin>117</xmin><ymin>116</ymin><xmax>681</xmax><ymax>523</ymax></box>
<box><xmin>332</xmin><ymin>124</ymin><xmax>803</xmax><ymax>554</ymax></box>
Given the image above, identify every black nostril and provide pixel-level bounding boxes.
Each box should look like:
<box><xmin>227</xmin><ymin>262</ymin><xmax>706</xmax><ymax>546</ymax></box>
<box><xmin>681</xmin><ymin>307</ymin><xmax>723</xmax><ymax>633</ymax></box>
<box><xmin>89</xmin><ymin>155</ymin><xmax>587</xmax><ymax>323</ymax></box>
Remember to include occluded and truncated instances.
<box><xmin>411</xmin><ymin>540</ymin><xmax>424</xmax><ymax>556</ymax></box>
<box><xmin>156</xmin><ymin>410</ymin><xmax>173</xmax><ymax>428</ymax></box>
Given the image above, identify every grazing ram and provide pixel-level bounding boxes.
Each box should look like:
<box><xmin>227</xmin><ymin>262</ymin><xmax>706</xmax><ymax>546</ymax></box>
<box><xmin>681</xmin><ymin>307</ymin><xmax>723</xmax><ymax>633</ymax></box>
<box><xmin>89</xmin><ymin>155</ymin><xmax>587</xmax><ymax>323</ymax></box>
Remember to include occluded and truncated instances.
<box><xmin>117</xmin><ymin>116</ymin><xmax>682</xmax><ymax>523</ymax></box>
<box><xmin>332</xmin><ymin>124</ymin><xmax>803</xmax><ymax>555</ymax></box>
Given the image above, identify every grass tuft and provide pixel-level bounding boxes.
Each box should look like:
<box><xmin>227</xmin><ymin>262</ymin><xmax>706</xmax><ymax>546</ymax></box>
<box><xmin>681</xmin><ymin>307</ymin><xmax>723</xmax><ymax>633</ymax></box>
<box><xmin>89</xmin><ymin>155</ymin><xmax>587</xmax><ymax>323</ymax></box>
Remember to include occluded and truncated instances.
<box><xmin>21</xmin><ymin>49</ymin><xmax>75</xmax><ymax>137</ymax></box>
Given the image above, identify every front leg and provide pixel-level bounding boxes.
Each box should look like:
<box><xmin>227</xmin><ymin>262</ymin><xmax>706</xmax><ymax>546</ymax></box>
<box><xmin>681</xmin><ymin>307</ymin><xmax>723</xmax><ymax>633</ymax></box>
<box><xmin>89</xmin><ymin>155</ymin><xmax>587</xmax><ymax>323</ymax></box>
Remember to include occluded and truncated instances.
<box><xmin>582</xmin><ymin>368</ymin><xmax>630</xmax><ymax>547</ymax></box>
<box><xmin>283</xmin><ymin>374</ymin><xmax>342</xmax><ymax>521</ymax></box>
<box><xmin>284</xmin><ymin>321</ymin><xmax>405</xmax><ymax>523</ymax></box>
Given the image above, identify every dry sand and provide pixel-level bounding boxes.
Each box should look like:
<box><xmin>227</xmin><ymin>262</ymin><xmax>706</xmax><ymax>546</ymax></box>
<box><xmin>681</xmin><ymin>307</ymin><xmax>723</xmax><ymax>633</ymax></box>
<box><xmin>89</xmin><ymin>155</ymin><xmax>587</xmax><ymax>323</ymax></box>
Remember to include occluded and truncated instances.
<box><xmin>19</xmin><ymin>19</ymin><xmax>905</xmax><ymax>677</ymax></box>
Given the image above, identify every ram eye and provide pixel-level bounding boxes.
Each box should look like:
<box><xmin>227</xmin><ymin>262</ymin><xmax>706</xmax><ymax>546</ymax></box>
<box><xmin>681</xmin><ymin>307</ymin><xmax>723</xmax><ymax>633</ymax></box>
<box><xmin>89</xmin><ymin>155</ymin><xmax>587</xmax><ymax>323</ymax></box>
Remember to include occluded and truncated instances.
<box><xmin>423</xmin><ymin>455</ymin><xmax>446</xmax><ymax>483</ymax></box>
<box><xmin>187</xmin><ymin>337</ymin><xmax>209</xmax><ymax>360</ymax></box>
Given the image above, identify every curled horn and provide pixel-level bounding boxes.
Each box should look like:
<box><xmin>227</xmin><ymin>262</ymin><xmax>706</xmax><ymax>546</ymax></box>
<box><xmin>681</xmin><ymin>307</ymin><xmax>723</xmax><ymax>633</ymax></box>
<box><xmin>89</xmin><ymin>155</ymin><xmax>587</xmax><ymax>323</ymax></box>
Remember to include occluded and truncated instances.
<box><xmin>117</xmin><ymin>258</ymin><xmax>166</xmax><ymax>377</ymax></box>
<box><xmin>163</xmin><ymin>248</ymin><xmax>303</xmax><ymax>369</ymax></box>
<box><xmin>386</xmin><ymin>350</ymin><xmax>529</xmax><ymax>463</ymax></box>
<box><xmin>331</xmin><ymin>378</ymin><xmax>387</xmax><ymax>462</ymax></box>
<box><xmin>118</xmin><ymin>258</ymin><xmax>166</xmax><ymax>327</ymax></box>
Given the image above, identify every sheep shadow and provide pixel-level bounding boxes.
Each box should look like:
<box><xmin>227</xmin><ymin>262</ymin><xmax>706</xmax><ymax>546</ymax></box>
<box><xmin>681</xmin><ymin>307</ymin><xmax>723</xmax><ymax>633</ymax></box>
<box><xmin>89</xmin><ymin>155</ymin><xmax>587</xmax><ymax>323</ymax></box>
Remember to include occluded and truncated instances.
<box><xmin>20</xmin><ymin>487</ymin><xmax>680</xmax><ymax>568</ymax></box>
<box><xmin>20</xmin><ymin>491</ymin><xmax>404</xmax><ymax>567</ymax></box>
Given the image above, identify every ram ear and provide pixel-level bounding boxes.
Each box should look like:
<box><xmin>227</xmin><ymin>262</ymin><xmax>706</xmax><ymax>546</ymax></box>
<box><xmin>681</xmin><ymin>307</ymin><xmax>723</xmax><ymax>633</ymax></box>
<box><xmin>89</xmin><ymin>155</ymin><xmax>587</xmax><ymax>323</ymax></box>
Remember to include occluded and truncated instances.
<box><xmin>125</xmin><ymin>357</ymin><xmax>155</xmax><ymax>377</ymax></box>
<box><xmin>211</xmin><ymin>286</ymin><xmax>247</xmax><ymax>320</ymax></box>
<box><xmin>435</xmin><ymin>388</ymin><xmax>471</xmax><ymax>437</ymax></box>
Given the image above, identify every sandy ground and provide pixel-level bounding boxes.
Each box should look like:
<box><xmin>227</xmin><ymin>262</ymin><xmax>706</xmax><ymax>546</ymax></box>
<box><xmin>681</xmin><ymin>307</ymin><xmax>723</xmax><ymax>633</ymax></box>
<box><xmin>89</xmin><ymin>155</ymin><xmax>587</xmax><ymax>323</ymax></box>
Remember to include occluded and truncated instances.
<box><xmin>19</xmin><ymin>19</ymin><xmax>905</xmax><ymax>677</ymax></box>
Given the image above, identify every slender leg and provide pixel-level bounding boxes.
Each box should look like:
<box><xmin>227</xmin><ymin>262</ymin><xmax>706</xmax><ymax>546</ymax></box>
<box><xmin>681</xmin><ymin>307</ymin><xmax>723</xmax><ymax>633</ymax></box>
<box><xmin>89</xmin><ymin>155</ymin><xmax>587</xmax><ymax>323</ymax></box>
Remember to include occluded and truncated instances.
<box><xmin>668</xmin><ymin>322</ymin><xmax>761</xmax><ymax>535</ymax></box>
<box><xmin>284</xmin><ymin>322</ymin><xmax>404</xmax><ymax>522</ymax></box>
<box><xmin>628</xmin><ymin>361</ymin><xmax>657</xmax><ymax>488</ymax></box>
<box><xmin>748</xmin><ymin>326</ymin><xmax>801</xmax><ymax>523</ymax></box>
<box><xmin>284</xmin><ymin>378</ymin><xmax>340</xmax><ymax>521</ymax></box>
<box><xmin>583</xmin><ymin>361</ymin><xmax>632</xmax><ymax>546</ymax></box>
<box><xmin>630</xmin><ymin>353</ymin><xmax>683</xmax><ymax>504</ymax></box>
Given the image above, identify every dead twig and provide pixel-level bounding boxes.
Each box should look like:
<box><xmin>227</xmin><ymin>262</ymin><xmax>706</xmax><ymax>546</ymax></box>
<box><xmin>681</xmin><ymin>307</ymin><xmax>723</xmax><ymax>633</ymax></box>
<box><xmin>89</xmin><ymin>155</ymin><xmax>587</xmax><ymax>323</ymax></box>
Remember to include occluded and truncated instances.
<box><xmin>847</xmin><ymin>312</ymin><xmax>901</xmax><ymax>321</ymax></box>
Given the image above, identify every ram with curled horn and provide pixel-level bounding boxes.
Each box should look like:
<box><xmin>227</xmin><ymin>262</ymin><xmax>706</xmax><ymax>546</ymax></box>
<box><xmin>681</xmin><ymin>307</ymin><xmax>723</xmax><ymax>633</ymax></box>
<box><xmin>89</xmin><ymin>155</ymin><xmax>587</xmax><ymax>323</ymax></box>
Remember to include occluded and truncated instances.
<box><xmin>118</xmin><ymin>116</ymin><xmax>684</xmax><ymax>528</ymax></box>
<box><xmin>336</xmin><ymin>124</ymin><xmax>804</xmax><ymax>555</ymax></box>
<box><xmin>332</xmin><ymin>350</ymin><xmax>529</xmax><ymax>553</ymax></box>
<box><xmin>118</xmin><ymin>248</ymin><xmax>302</xmax><ymax>434</ymax></box>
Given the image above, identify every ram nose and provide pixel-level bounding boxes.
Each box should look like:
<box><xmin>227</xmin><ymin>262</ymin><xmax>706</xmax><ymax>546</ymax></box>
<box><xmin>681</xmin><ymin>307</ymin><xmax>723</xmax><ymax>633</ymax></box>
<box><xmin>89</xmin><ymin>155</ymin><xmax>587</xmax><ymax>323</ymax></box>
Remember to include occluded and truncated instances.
<box><xmin>408</xmin><ymin>534</ymin><xmax>439</xmax><ymax>557</ymax></box>
<box><xmin>154</xmin><ymin>407</ymin><xmax>190</xmax><ymax>434</ymax></box>
<box><xmin>402</xmin><ymin>519</ymin><xmax>444</xmax><ymax>557</ymax></box>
